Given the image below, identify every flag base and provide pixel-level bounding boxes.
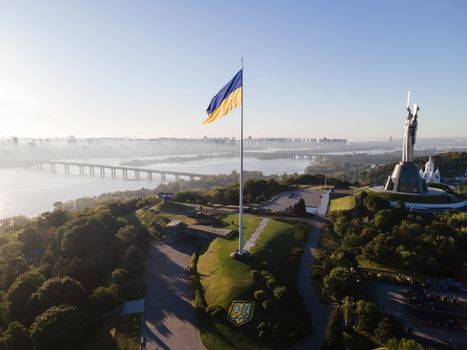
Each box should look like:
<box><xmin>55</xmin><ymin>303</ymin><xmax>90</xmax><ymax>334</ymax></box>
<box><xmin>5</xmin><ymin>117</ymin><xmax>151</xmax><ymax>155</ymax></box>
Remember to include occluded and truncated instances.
<box><xmin>230</xmin><ymin>249</ymin><xmax>251</xmax><ymax>260</ymax></box>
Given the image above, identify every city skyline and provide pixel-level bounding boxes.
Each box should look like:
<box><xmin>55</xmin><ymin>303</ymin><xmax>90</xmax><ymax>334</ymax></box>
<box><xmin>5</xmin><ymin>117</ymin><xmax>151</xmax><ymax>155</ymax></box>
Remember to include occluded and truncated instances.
<box><xmin>1</xmin><ymin>0</ymin><xmax>466</xmax><ymax>139</ymax></box>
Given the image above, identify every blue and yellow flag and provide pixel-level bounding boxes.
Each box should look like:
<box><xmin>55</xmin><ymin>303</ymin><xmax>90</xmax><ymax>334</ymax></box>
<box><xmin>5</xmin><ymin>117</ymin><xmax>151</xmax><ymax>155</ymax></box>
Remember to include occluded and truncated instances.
<box><xmin>203</xmin><ymin>69</ymin><xmax>242</xmax><ymax>125</ymax></box>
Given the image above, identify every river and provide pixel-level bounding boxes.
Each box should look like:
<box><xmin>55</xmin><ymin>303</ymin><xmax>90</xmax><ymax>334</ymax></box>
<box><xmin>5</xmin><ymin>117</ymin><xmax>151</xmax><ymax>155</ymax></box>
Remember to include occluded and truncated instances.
<box><xmin>0</xmin><ymin>157</ymin><xmax>311</xmax><ymax>219</ymax></box>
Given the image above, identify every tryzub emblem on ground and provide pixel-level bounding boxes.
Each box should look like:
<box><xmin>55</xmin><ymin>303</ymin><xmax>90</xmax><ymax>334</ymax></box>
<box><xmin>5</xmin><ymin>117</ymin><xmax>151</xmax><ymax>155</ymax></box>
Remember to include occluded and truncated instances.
<box><xmin>228</xmin><ymin>300</ymin><xmax>254</xmax><ymax>326</ymax></box>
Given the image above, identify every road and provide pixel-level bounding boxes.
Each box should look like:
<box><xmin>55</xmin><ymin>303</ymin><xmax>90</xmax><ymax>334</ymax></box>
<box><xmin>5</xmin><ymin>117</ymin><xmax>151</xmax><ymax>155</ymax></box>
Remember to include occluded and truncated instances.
<box><xmin>142</xmin><ymin>238</ymin><xmax>205</xmax><ymax>350</ymax></box>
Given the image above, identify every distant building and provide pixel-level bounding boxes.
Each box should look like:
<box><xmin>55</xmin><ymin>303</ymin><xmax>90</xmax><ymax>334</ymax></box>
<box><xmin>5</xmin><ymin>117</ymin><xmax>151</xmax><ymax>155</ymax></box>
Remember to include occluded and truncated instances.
<box><xmin>419</xmin><ymin>157</ymin><xmax>441</xmax><ymax>184</ymax></box>
<box><xmin>157</xmin><ymin>192</ymin><xmax>176</xmax><ymax>203</ymax></box>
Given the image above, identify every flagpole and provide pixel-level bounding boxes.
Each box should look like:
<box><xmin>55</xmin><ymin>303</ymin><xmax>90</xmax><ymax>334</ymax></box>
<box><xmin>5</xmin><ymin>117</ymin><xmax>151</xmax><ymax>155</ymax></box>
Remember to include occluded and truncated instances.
<box><xmin>239</xmin><ymin>58</ymin><xmax>244</xmax><ymax>255</ymax></box>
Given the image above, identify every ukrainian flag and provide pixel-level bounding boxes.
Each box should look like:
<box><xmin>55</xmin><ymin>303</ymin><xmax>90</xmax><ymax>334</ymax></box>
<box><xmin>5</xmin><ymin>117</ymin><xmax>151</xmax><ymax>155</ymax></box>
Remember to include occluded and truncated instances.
<box><xmin>203</xmin><ymin>69</ymin><xmax>242</xmax><ymax>125</ymax></box>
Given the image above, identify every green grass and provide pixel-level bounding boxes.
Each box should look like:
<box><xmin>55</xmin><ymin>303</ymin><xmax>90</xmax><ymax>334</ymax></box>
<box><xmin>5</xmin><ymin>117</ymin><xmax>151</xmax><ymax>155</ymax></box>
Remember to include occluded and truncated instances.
<box><xmin>196</xmin><ymin>215</ymin><xmax>312</xmax><ymax>350</ymax></box>
<box><xmin>80</xmin><ymin>313</ymin><xmax>142</xmax><ymax>350</ymax></box>
<box><xmin>154</xmin><ymin>201</ymin><xmax>195</xmax><ymax>214</ymax></box>
<box><xmin>135</xmin><ymin>210</ymin><xmax>170</xmax><ymax>238</ymax></box>
<box><xmin>198</xmin><ymin>214</ymin><xmax>262</xmax><ymax>308</ymax></box>
<box><xmin>356</xmin><ymin>256</ymin><xmax>401</xmax><ymax>274</ymax></box>
<box><xmin>329</xmin><ymin>196</ymin><xmax>356</xmax><ymax>213</ymax></box>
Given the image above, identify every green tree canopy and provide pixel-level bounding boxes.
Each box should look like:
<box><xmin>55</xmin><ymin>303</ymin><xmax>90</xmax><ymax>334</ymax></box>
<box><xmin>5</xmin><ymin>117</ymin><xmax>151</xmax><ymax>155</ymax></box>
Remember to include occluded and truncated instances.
<box><xmin>355</xmin><ymin>300</ymin><xmax>381</xmax><ymax>334</ymax></box>
<box><xmin>0</xmin><ymin>321</ymin><xmax>32</xmax><ymax>350</ymax></box>
<box><xmin>323</xmin><ymin>267</ymin><xmax>359</xmax><ymax>301</ymax></box>
<box><xmin>30</xmin><ymin>277</ymin><xmax>86</xmax><ymax>316</ymax></box>
<box><xmin>30</xmin><ymin>305</ymin><xmax>89</xmax><ymax>350</ymax></box>
<box><xmin>5</xmin><ymin>270</ymin><xmax>45</xmax><ymax>323</ymax></box>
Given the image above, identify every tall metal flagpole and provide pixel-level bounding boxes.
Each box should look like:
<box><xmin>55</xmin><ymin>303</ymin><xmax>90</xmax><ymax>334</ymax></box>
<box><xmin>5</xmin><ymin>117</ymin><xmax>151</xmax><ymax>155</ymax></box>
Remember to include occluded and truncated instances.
<box><xmin>239</xmin><ymin>58</ymin><xmax>244</xmax><ymax>255</ymax></box>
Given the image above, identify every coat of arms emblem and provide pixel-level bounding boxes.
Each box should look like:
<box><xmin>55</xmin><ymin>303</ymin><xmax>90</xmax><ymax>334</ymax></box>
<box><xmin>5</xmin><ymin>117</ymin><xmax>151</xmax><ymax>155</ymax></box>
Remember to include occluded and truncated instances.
<box><xmin>228</xmin><ymin>300</ymin><xmax>254</xmax><ymax>326</ymax></box>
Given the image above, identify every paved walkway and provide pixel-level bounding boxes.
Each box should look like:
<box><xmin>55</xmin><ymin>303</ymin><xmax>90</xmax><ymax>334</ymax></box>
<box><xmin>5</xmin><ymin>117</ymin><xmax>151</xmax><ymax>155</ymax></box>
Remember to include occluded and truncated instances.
<box><xmin>317</xmin><ymin>190</ymin><xmax>330</xmax><ymax>216</ymax></box>
<box><xmin>292</xmin><ymin>220</ymin><xmax>329</xmax><ymax>350</ymax></box>
<box><xmin>142</xmin><ymin>238</ymin><xmax>204</xmax><ymax>350</ymax></box>
<box><xmin>243</xmin><ymin>217</ymin><xmax>270</xmax><ymax>252</ymax></box>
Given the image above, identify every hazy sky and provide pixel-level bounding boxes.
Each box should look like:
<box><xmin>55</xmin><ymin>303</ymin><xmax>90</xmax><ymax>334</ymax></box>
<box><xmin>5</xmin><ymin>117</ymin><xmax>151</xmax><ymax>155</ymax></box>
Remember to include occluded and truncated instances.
<box><xmin>1</xmin><ymin>1</ymin><xmax>466</xmax><ymax>139</ymax></box>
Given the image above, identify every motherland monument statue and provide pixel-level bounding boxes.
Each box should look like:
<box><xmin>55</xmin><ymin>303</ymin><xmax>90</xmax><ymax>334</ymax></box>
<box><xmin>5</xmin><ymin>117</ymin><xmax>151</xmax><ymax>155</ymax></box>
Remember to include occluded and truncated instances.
<box><xmin>384</xmin><ymin>92</ymin><xmax>428</xmax><ymax>193</ymax></box>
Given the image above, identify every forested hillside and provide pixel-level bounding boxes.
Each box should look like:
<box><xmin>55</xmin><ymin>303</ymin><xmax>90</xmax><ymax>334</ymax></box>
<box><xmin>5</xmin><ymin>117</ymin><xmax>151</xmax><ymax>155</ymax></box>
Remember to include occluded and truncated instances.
<box><xmin>0</xmin><ymin>198</ymin><xmax>154</xmax><ymax>350</ymax></box>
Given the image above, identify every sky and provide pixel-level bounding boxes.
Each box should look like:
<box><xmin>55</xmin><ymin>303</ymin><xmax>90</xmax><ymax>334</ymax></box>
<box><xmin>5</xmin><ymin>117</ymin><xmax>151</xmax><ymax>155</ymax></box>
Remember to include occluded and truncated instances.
<box><xmin>0</xmin><ymin>0</ymin><xmax>466</xmax><ymax>139</ymax></box>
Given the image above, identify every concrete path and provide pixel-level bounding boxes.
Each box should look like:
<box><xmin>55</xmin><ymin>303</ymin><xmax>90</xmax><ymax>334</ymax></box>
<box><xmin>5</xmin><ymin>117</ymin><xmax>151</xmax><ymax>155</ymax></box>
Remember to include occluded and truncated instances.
<box><xmin>317</xmin><ymin>190</ymin><xmax>330</xmax><ymax>216</ymax></box>
<box><xmin>244</xmin><ymin>217</ymin><xmax>270</xmax><ymax>252</ymax></box>
<box><xmin>292</xmin><ymin>221</ymin><xmax>329</xmax><ymax>350</ymax></box>
<box><xmin>142</xmin><ymin>238</ymin><xmax>204</xmax><ymax>350</ymax></box>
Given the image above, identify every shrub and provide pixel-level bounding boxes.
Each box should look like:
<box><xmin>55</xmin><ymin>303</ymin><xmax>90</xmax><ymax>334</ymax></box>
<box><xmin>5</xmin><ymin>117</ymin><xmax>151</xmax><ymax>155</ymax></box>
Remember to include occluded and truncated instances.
<box><xmin>260</xmin><ymin>270</ymin><xmax>273</xmax><ymax>280</ymax></box>
<box><xmin>273</xmin><ymin>286</ymin><xmax>288</xmax><ymax>301</ymax></box>
<box><xmin>250</xmin><ymin>270</ymin><xmax>260</xmax><ymax>281</ymax></box>
<box><xmin>266</xmin><ymin>277</ymin><xmax>276</xmax><ymax>289</ymax></box>
<box><xmin>254</xmin><ymin>289</ymin><xmax>265</xmax><ymax>301</ymax></box>
<box><xmin>262</xmin><ymin>299</ymin><xmax>272</xmax><ymax>311</ymax></box>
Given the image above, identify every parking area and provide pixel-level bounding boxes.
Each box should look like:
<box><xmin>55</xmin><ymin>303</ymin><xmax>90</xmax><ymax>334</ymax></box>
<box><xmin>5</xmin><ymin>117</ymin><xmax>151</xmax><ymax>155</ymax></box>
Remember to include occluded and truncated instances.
<box><xmin>368</xmin><ymin>281</ymin><xmax>467</xmax><ymax>350</ymax></box>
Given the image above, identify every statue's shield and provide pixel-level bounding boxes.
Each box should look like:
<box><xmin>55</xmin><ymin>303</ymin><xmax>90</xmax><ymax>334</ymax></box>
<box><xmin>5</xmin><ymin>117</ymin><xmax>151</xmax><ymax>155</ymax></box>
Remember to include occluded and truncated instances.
<box><xmin>228</xmin><ymin>300</ymin><xmax>255</xmax><ymax>326</ymax></box>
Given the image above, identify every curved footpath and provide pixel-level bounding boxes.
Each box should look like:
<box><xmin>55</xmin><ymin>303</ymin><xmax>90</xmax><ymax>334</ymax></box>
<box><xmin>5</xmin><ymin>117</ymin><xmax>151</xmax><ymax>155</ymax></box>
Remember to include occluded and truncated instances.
<box><xmin>292</xmin><ymin>221</ymin><xmax>330</xmax><ymax>350</ymax></box>
<box><xmin>141</xmin><ymin>238</ymin><xmax>205</xmax><ymax>350</ymax></box>
<box><xmin>293</xmin><ymin>192</ymin><xmax>331</xmax><ymax>349</ymax></box>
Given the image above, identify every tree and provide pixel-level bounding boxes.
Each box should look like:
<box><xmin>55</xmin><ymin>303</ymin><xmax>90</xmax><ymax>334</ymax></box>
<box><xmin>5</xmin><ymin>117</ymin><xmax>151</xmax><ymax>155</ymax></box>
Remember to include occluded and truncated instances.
<box><xmin>40</xmin><ymin>209</ymin><xmax>71</xmax><ymax>228</ymax></box>
<box><xmin>123</xmin><ymin>245</ymin><xmax>145</xmax><ymax>275</ymax></box>
<box><xmin>385</xmin><ymin>338</ymin><xmax>424</xmax><ymax>350</ymax></box>
<box><xmin>30</xmin><ymin>305</ymin><xmax>89</xmax><ymax>350</ymax></box>
<box><xmin>18</xmin><ymin>228</ymin><xmax>43</xmax><ymax>258</ymax></box>
<box><xmin>5</xmin><ymin>270</ymin><xmax>45</xmax><ymax>323</ymax></box>
<box><xmin>111</xmin><ymin>268</ymin><xmax>128</xmax><ymax>286</ymax></box>
<box><xmin>0</xmin><ymin>321</ymin><xmax>32</xmax><ymax>350</ymax></box>
<box><xmin>355</xmin><ymin>300</ymin><xmax>380</xmax><ymax>334</ymax></box>
<box><xmin>322</xmin><ymin>306</ymin><xmax>344</xmax><ymax>350</ymax></box>
<box><xmin>88</xmin><ymin>284</ymin><xmax>120</xmax><ymax>314</ymax></box>
<box><xmin>292</xmin><ymin>198</ymin><xmax>307</xmax><ymax>216</ymax></box>
<box><xmin>60</xmin><ymin>217</ymin><xmax>113</xmax><ymax>258</ymax></box>
<box><xmin>2</xmin><ymin>257</ymin><xmax>29</xmax><ymax>289</ymax></box>
<box><xmin>363</xmin><ymin>195</ymin><xmax>390</xmax><ymax>214</ymax></box>
<box><xmin>272</xmin><ymin>286</ymin><xmax>288</xmax><ymax>301</ymax></box>
<box><xmin>116</xmin><ymin>225</ymin><xmax>137</xmax><ymax>246</ymax></box>
<box><xmin>341</xmin><ymin>296</ymin><xmax>355</xmax><ymax>328</ymax></box>
<box><xmin>374</xmin><ymin>315</ymin><xmax>403</xmax><ymax>345</ymax></box>
<box><xmin>30</xmin><ymin>277</ymin><xmax>86</xmax><ymax>316</ymax></box>
<box><xmin>323</xmin><ymin>267</ymin><xmax>359</xmax><ymax>301</ymax></box>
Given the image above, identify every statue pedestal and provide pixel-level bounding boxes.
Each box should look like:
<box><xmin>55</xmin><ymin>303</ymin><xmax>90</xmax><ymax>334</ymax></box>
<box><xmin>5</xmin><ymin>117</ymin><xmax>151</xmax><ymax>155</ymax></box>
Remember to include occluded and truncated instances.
<box><xmin>384</xmin><ymin>161</ymin><xmax>428</xmax><ymax>193</ymax></box>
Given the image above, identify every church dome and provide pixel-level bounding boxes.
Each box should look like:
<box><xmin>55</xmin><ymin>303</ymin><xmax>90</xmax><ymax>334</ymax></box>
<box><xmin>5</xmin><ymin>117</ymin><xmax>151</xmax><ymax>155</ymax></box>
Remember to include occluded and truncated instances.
<box><xmin>425</xmin><ymin>157</ymin><xmax>435</xmax><ymax>173</ymax></box>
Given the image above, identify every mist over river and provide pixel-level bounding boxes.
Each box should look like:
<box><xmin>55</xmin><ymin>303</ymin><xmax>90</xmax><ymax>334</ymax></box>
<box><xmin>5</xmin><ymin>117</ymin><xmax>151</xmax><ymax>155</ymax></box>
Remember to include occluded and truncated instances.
<box><xmin>0</xmin><ymin>157</ymin><xmax>311</xmax><ymax>219</ymax></box>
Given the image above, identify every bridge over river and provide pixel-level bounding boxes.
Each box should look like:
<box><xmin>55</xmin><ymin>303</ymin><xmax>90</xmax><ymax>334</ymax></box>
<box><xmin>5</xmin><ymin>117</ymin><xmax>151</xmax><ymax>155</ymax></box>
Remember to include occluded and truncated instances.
<box><xmin>36</xmin><ymin>160</ymin><xmax>208</xmax><ymax>181</ymax></box>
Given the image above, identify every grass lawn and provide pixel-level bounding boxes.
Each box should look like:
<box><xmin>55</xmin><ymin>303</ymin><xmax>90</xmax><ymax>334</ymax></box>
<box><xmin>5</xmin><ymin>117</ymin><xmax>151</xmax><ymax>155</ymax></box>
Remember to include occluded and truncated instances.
<box><xmin>329</xmin><ymin>196</ymin><xmax>357</xmax><ymax>213</ymax></box>
<box><xmin>81</xmin><ymin>313</ymin><xmax>142</xmax><ymax>350</ymax></box>
<box><xmin>356</xmin><ymin>256</ymin><xmax>401</xmax><ymax>274</ymax></box>
<box><xmin>154</xmin><ymin>201</ymin><xmax>195</xmax><ymax>214</ymax></box>
<box><xmin>196</xmin><ymin>214</ymin><xmax>312</xmax><ymax>350</ymax></box>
